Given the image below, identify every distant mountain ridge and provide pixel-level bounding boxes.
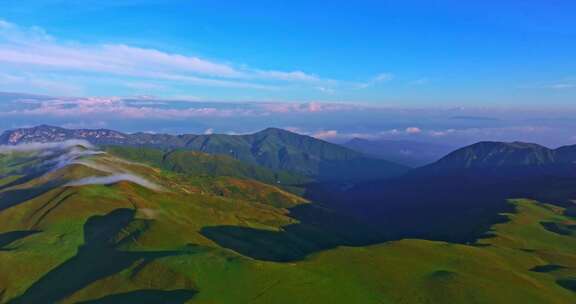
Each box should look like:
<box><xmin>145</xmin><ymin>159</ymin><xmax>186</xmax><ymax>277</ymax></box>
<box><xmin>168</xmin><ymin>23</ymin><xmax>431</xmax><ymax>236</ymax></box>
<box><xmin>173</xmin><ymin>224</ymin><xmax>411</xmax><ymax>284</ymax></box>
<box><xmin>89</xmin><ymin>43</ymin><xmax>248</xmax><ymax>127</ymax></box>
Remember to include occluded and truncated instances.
<box><xmin>343</xmin><ymin>138</ymin><xmax>455</xmax><ymax>167</ymax></box>
<box><xmin>421</xmin><ymin>141</ymin><xmax>576</xmax><ymax>170</ymax></box>
<box><xmin>430</xmin><ymin>141</ymin><xmax>556</xmax><ymax>168</ymax></box>
<box><xmin>0</xmin><ymin>125</ymin><xmax>408</xmax><ymax>181</ymax></box>
<box><xmin>310</xmin><ymin>140</ymin><xmax>576</xmax><ymax>245</ymax></box>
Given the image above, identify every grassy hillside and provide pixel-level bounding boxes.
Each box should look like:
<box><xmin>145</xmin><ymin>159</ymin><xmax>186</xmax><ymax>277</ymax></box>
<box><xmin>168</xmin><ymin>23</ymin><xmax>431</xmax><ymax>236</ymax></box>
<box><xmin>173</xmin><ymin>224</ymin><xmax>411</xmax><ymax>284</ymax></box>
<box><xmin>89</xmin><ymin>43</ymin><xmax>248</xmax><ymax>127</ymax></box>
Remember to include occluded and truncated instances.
<box><xmin>174</xmin><ymin>128</ymin><xmax>409</xmax><ymax>181</ymax></box>
<box><xmin>104</xmin><ymin>146</ymin><xmax>309</xmax><ymax>194</ymax></box>
<box><xmin>0</xmin><ymin>144</ymin><xmax>575</xmax><ymax>303</ymax></box>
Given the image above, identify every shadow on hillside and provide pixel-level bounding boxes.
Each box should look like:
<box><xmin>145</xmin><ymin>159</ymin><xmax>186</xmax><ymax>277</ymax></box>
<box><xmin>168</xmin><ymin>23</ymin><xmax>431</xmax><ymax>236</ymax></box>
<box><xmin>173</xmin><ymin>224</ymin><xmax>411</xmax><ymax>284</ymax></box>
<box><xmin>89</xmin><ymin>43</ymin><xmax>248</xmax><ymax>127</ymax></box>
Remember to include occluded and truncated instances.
<box><xmin>202</xmin><ymin>171</ymin><xmax>576</xmax><ymax>262</ymax></box>
<box><xmin>0</xmin><ymin>230</ymin><xmax>40</xmax><ymax>251</ymax></box>
<box><xmin>201</xmin><ymin>175</ymin><xmax>513</xmax><ymax>262</ymax></box>
<box><xmin>9</xmin><ymin>209</ymin><xmax>195</xmax><ymax>304</ymax></box>
<box><xmin>316</xmin><ymin>158</ymin><xmax>408</xmax><ymax>182</ymax></box>
<box><xmin>77</xmin><ymin>289</ymin><xmax>196</xmax><ymax>304</ymax></box>
<box><xmin>541</xmin><ymin>221</ymin><xmax>576</xmax><ymax>236</ymax></box>
<box><xmin>201</xmin><ymin>203</ymin><xmax>388</xmax><ymax>262</ymax></box>
<box><xmin>557</xmin><ymin>278</ymin><xmax>576</xmax><ymax>292</ymax></box>
<box><xmin>0</xmin><ymin>181</ymin><xmax>65</xmax><ymax>213</ymax></box>
<box><xmin>0</xmin><ymin>169</ymin><xmax>48</xmax><ymax>192</ymax></box>
<box><xmin>303</xmin><ymin>173</ymin><xmax>576</xmax><ymax>243</ymax></box>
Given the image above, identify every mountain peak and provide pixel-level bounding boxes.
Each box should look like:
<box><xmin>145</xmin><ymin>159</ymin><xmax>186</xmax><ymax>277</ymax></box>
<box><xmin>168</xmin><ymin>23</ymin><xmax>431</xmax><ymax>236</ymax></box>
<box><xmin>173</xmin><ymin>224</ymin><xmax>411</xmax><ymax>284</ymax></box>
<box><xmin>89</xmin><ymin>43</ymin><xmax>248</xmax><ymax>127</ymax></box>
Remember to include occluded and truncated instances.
<box><xmin>0</xmin><ymin>125</ymin><xmax>408</xmax><ymax>181</ymax></box>
<box><xmin>422</xmin><ymin>140</ymin><xmax>557</xmax><ymax>171</ymax></box>
<box><xmin>257</xmin><ymin>127</ymin><xmax>298</xmax><ymax>136</ymax></box>
<box><xmin>472</xmin><ymin>141</ymin><xmax>547</xmax><ymax>149</ymax></box>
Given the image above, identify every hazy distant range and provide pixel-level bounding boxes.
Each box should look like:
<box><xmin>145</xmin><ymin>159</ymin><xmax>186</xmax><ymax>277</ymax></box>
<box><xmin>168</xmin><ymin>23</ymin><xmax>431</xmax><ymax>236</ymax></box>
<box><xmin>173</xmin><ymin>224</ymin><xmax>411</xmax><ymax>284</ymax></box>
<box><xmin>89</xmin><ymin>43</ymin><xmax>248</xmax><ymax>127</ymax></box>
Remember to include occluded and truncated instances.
<box><xmin>343</xmin><ymin>138</ymin><xmax>456</xmax><ymax>167</ymax></box>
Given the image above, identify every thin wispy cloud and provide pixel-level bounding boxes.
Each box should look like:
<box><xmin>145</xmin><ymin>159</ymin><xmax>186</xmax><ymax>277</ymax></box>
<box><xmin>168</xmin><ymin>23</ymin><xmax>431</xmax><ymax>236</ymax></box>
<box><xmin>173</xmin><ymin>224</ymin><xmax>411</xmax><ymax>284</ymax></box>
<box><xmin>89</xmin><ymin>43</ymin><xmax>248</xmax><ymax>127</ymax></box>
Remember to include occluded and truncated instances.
<box><xmin>3</xmin><ymin>97</ymin><xmax>259</xmax><ymax>119</ymax></box>
<box><xmin>0</xmin><ymin>95</ymin><xmax>367</xmax><ymax>120</ymax></box>
<box><xmin>0</xmin><ymin>92</ymin><xmax>575</xmax><ymax>147</ymax></box>
<box><xmin>0</xmin><ymin>19</ymin><xmax>332</xmax><ymax>94</ymax></box>
<box><xmin>65</xmin><ymin>174</ymin><xmax>162</xmax><ymax>191</ymax></box>
<box><xmin>543</xmin><ymin>83</ymin><xmax>575</xmax><ymax>90</ymax></box>
<box><xmin>259</xmin><ymin>101</ymin><xmax>362</xmax><ymax>113</ymax></box>
<box><xmin>357</xmin><ymin>72</ymin><xmax>394</xmax><ymax>89</ymax></box>
<box><xmin>0</xmin><ymin>139</ymin><xmax>93</xmax><ymax>153</ymax></box>
<box><xmin>520</xmin><ymin>79</ymin><xmax>576</xmax><ymax>91</ymax></box>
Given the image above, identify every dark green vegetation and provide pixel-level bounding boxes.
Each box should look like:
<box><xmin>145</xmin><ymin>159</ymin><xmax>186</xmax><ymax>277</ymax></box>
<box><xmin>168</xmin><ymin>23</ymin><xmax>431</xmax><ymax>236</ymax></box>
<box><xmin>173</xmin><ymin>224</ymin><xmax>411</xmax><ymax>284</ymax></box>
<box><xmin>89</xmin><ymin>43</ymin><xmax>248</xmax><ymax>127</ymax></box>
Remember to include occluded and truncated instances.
<box><xmin>1</xmin><ymin>132</ymin><xmax>576</xmax><ymax>303</ymax></box>
<box><xmin>419</xmin><ymin>141</ymin><xmax>576</xmax><ymax>172</ymax></box>
<box><xmin>0</xmin><ymin>125</ymin><xmax>409</xmax><ymax>182</ymax></box>
<box><xmin>104</xmin><ymin>146</ymin><xmax>309</xmax><ymax>192</ymax></box>
<box><xmin>309</xmin><ymin>140</ymin><xmax>576</xmax><ymax>244</ymax></box>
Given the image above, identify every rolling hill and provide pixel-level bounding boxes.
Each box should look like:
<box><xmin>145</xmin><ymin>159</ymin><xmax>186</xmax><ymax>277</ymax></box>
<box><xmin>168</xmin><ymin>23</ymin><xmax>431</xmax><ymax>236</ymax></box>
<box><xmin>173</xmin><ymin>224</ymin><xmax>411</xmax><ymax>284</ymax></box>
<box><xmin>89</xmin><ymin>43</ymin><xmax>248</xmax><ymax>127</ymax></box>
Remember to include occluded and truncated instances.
<box><xmin>0</xmin><ymin>141</ymin><xmax>575</xmax><ymax>303</ymax></box>
<box><xmin>103</xmin><ymin>146</ymin><xmax>310</xmax><ymax>194</ymax></box>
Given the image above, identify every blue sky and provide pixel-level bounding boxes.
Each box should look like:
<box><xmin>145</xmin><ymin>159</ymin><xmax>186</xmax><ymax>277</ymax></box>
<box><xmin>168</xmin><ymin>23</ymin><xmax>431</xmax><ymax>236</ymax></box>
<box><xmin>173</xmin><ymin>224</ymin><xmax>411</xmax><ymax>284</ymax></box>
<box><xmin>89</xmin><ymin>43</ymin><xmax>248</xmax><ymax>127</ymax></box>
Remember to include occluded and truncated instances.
<box><xmin>0</xmin><ymin>0</ymin><xmax>575</xmax><ymax>105</ymax></box>
<box><xmin>0</xmin><ymin>1</ymin><xmax>575</xmax><ymax>146</ymax></box>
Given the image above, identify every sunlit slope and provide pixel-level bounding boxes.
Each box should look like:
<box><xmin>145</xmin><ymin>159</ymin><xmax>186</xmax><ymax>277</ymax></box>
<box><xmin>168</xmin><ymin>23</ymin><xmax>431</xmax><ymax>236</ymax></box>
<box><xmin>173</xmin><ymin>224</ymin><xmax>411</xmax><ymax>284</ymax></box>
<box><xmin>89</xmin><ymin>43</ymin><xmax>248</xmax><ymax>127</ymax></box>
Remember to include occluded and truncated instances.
<box><xmin>0</xmin><ymin>143</ymin><xmax>576</xmax><ymax>303</ymax></box>
<box><xmin>104</xmin><ymin>145</ymin><xmax>310</xmax><ymax>194</ymax></box>
<box><xmin>0</xmin><ymin>144</ymin><xmax>308</xmax><ymax>302</ymax></box>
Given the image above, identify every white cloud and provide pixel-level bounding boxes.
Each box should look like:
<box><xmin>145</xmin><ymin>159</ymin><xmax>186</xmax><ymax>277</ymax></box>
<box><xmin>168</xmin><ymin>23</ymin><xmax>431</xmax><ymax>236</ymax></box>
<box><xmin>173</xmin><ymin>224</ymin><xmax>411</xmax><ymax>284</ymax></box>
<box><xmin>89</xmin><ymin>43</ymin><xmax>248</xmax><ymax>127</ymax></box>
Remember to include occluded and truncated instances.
<box><xmin>256</xmin><ymin>70</ymin><xmax>320</xmax><ymax>82</ymax></box>
<box><xmin>0</xmin><ymin>139</ymin><xmax>93</xmax><ymax>153</ymax></box>
<box><xmin>316</xmin><ymin>86</ymin><xmax>335</xmax><ymax>94</ymax></box>
<box><xmin>521</xmin><ymin>80</ymin><xmax>576</xmax><ymax>90</ymax></box>
<box><xmin>66</xmin><ymin>173</ymin><xmax>162</xmax><ymax>191</ymax></box>
<box><xmin>122</xmin><ymin>81</ymin><xmax>166</xmax><ymax>91</ymax></box>
<box><xmin>0</xmin><ymin>19</ymin><xmax>329</xmax><ymax>92</ymax></box>
<box><xmin>544</xmin><ymin>83</ymin><xmax>575</xmax><ymax>90</ymax></box>
<box><xmin>2</xmin><ymin>97</ymin><xmax>261</xmax><ymax>119</ymax></box>
<box><xmin>357</xmin><ymin>72</ymin><xmax>395</xmax><ymax>89</ymax></box>
<box><xmin>374</xmin><ymin>73</ymin><xmax>395</xmax><ymax>82</ymax></box>
<box><xmin>405</xmin><ymin>127</ymin><xmax>422</xmax><ymax>134</ymax></box>
<box><xmin>0</xmin><ymin>20</ymin><xmax>13</xmax><ymax>29</ymax></box>
<box><xmin>0</xmin><ymin>95</ymin><xmax>369</xmax><ymax>120</ymax></box>
<box><xmin>260</xmin><ymin>102</ymin><xmax>362</xmax><ymax>113</ymax></box>
<box><xmin>312</xmin><ymin>130</ymin><xmax>339</xmax><ymax>139</ymax></box>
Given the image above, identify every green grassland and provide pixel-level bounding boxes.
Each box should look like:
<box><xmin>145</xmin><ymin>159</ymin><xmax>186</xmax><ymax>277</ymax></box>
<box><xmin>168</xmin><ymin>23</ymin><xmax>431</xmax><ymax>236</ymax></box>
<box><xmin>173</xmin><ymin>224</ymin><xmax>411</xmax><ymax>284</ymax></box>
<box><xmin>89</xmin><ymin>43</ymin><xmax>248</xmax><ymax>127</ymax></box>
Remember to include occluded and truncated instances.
<box><xmin>0</xmin><ymin>147</ymin><xmax>575</xmax><ymax>303</ymax></box>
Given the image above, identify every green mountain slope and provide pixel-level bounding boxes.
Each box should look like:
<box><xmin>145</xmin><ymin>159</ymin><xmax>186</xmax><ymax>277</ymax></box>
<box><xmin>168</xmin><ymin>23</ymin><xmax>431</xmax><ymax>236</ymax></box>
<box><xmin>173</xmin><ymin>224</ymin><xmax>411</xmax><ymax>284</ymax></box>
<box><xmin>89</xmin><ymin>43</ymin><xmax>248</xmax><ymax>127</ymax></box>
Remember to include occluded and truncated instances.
<box><xmin>0</xmin><ymin>126</ymin><xmax>409</xmax><ymax>182</ymax></box>
<box><xmin>426</xmin><ymin>141</ymin><xmax>557</xmax><ymax>170</ymax></box>
<box><xmin>106</xmin><ymin>146</ymin><xmax>308</xmax><ymax>184</ymax></box>
<box><xmin>1</xmin><ymin>142</ymin><xmax>576</xmax><ymax>303</ymax></box>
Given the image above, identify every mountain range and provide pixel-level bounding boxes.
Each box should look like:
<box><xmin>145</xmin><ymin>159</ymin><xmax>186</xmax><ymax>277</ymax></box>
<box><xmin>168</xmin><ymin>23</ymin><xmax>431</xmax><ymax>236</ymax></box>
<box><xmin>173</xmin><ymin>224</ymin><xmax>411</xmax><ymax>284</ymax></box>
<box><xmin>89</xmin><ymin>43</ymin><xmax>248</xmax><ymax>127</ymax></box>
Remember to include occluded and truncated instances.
<box><xmin>6</xmin><ymin>125</ymin><xmax>576</xmax><ymax>179</ymax></box>
<box><xmin>0</xmin><ymin>127</ymin><xmax>576</xmax><ymax>302</ymax></box>
<box><xmin>343</xmin><ymin>138</ymin><xmax>455</xmax><ymax>167</ymax></box>
<box><xmin>306</xmin><ymin>139</ymin><xmax>576</xmax><ymax>246</ymax></box>
<box><xmin>0</xmin><ymin>125</ymin><xmax>408</xmax><ymax>182</ymax></box>
<box><xmin>414</xmin><ymin>141</ymin><xmax>576</xmax><ymax>179</ymax></box>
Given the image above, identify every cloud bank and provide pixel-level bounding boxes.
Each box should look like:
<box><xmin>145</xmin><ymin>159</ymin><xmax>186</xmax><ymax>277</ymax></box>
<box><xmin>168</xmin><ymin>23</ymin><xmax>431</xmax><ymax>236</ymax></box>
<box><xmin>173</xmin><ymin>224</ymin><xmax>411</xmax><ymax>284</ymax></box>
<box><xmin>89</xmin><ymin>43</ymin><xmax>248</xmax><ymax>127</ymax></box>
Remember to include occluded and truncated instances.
<box><xmin>0</xmin><ymin>138</ymin><xmax>162</xmax><ymax>191</ymax></box>
<box><xmin>0</xmin><ymin>139</ymin><xmax>93</xmax><ymax>153</ymax></box>
<box><xmin>65</xmin><ymin>174</ymin><xmax>162</xmax><ymax>191</ymax></box>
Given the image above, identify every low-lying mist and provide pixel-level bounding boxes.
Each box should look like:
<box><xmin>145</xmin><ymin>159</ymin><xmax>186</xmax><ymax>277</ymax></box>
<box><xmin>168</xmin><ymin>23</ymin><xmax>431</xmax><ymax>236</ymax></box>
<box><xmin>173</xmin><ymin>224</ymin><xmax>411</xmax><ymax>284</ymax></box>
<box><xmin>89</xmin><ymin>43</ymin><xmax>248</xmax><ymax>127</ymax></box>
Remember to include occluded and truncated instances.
<box><xmin>65</xmin><ymin>174</ymin><xmax>163</xmax><ymax>191</ymax></box>
<box><xmin>0</xmin><ymin>140</ymin><xmax>162</xmax><ymax>191</ymax></box>
<box><xmin>0</xmin><ymin>140</ymin><xmax>94</xmax><ymax>153</ymax></box>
